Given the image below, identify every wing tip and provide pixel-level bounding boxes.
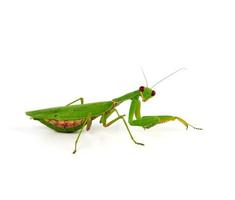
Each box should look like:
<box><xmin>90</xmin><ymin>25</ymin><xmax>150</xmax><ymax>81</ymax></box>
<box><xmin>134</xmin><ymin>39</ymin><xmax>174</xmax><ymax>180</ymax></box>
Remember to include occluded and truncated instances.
<box><xmin>25</xmin><ymin>111</ymin><xmax>37</xmax><ymax>119</ymax></box>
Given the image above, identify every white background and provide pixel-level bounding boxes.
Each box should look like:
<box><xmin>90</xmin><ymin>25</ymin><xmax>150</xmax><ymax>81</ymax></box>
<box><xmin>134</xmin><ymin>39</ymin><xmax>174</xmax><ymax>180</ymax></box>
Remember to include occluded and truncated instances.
<box><xmin>0</xmin><ymin>0</ymin><xmax>234</xmax><ymax>199</ymax></box>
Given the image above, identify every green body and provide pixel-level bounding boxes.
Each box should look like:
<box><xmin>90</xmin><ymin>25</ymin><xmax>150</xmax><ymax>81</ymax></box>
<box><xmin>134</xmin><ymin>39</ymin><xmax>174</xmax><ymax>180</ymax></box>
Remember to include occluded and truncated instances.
<box><xmin>27</xmin><ymin>102</ymin><xmax>113</xmax><ymax>121</ymax></box>
<box><xmin>27</xmin><ymin>101</ymin><xmax>113</xmax><ymax>133</ymax></box>
<box><xmin>26</xmin><ymin>88</ymin><xmax>201</xmax><ymax>153</ymax></box>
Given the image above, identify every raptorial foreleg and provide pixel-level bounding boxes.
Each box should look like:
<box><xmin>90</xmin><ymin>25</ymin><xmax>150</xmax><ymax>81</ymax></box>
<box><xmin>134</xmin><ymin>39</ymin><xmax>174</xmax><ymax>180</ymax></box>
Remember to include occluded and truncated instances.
<box><xmin>128</xmin><ymin>98</ymin><xmax>202</xmax><ymax>130</ymax></box>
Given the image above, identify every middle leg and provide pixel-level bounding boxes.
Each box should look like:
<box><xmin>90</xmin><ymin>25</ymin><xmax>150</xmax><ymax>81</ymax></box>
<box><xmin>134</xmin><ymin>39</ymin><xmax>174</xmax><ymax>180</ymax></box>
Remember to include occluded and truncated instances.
<box><xmin>101</xmin><ymin>109</ymin><xmax>144</xmax><ymax>146</ymax></box>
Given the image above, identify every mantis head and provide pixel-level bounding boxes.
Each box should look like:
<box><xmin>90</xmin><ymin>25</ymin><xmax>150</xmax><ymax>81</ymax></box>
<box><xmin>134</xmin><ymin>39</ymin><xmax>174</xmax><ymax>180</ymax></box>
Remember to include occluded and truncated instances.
<box><xmin>139</xmin><ymin>86</ymin><xmax>156</xmax><ymax>102</ymax></box>
<box><xmin>139</xmin><ymin>67</ymin><xmax>186</xmax><ymax>102</ymax></box>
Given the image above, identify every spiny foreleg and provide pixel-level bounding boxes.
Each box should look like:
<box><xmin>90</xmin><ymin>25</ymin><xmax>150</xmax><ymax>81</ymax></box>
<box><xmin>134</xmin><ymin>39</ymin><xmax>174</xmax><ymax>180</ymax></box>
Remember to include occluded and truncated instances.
<box><xmin>128</xmin><ymin>98</ymin><xmax>202</xmax><ymax>130</ymax></box>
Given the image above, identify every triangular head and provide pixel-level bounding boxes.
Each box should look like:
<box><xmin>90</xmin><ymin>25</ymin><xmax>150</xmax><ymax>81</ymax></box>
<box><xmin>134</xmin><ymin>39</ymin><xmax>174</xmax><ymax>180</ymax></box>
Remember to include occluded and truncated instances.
<box><xmin>139</xmin><ymin>86</ymin><xmax>156</xmax><ymax>102</ymax></box>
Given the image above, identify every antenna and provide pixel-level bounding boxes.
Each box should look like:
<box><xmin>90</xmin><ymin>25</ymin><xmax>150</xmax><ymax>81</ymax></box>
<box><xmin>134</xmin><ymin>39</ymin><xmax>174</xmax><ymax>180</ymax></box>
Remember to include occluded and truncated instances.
<box><xmin>151</xmin><ymin>68</ymin><xmax>186</xmax><ymax>88</ymax></box>
<box><xmin>141</xmin><ymin>67</ymin><xmax>149</xmax><ymax>87</ymax></box>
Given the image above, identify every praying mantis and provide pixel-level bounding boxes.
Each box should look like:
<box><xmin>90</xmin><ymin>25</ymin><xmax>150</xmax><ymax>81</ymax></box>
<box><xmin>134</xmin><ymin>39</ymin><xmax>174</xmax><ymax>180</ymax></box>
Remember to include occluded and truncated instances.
<box><xmin>26</xmin><ymin>68</ymin><xmax>202</xmax><ymax>153</ymax></box>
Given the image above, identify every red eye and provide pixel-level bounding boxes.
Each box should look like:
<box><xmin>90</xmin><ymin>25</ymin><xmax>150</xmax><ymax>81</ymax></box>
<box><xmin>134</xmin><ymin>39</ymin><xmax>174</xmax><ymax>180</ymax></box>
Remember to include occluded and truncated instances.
<box><xmin>151</xmin><ymin>90</ymin><xmax>156</xmax><ymax>96</ymax></box>
<box><xmin>139</xmin><ymin>86</ymin><xmax>145</xmax><ymax>92</ymax></box>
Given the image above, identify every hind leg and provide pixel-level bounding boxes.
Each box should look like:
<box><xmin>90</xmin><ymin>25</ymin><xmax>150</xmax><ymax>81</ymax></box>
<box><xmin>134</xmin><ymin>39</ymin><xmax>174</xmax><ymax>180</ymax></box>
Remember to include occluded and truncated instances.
<box><xmin>72</xmin><ymin>114</ymin><xmax>92</xmax><ymax>154</ymax></box>
<box><xmin>66</xmin><ymin>97</ymin><xmax>84</xmax><ymax>106</ymax></box>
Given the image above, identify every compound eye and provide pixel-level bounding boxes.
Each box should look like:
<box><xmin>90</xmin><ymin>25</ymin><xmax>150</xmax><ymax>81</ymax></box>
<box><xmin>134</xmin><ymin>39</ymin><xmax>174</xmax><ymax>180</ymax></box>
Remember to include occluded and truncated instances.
<box><xmin>139</xmin><ymin>86</ymin><xmax>145</xmax><ymax>92</ymax></box>
<box><xmin>151</xmin><ymin>90</ymin><xmax>156</xmax><ymax>96</ymax></box>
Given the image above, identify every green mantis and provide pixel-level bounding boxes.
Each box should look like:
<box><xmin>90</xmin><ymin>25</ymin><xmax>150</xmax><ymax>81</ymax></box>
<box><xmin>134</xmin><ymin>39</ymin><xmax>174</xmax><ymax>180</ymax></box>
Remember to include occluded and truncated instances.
<box><xmin>26</xmin><ymin>68</ymin><xmax>202</xmax><ymax>153</ymax></box>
